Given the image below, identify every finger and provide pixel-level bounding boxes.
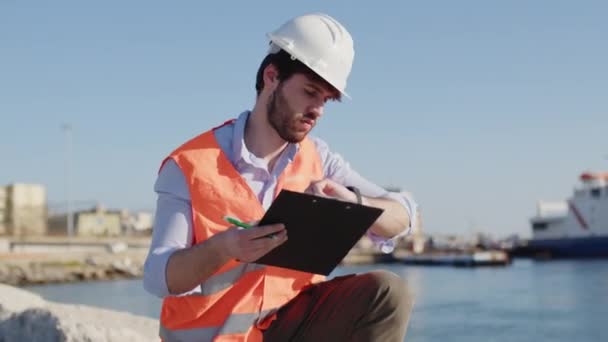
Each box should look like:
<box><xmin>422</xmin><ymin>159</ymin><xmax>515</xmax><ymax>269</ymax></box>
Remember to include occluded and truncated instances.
<box><xmin>321</xmin><ymin>182</ymin><xmax>337</xmax><ymax>196</ymax></box>
<box><xmin>308</xmin><ymin>181</ymin><xmax>321</xmax><ymax>194</ymax></box>
<box><xmin>253</xmin><ymin>228</ymin><xmax>288</xmax><ymax>244</ymax></box>
<box><xmin>311</xmin><ymin>182</ymin><xmax>330</xmax><ymax>197</ymax></box>
<box><xmin>250</xmin><ymin>243</ymin><xmax>285</xmax><ymax>260</ymax></box>
<box><xmin>238</xmin><ymin>231</ymin><xmax>288</xmax><ymax>260</ymax></box>
<box><xmin>245</xmin><ymin>230</ymin><xmax>288</xmax><ymax>249</ymax></box>
<box><xmin>325</xmin><ymin>183</ymin><xmax>351</xmax><ymax>199</ymax></box>
<box><xmin>247</xmin><ymin>242</ymin><xmax>283</xmax><ymax>258</ymax></box>
<box><xmin>242</xmin><ymin>223</ymin><xmax>285</xmax><ymax>239</ymax></box>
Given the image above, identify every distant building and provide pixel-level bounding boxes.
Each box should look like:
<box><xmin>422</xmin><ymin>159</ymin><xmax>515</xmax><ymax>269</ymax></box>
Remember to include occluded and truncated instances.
<box><xmin>0</xmin><ymin>183</ymin><xmax>48</xmax><ymax>237</ymax></box>
<box><xmin>121</xmin><ymin>211</ymin><xmax>153</xmax><ymax>235</ymax></box>
<box><xmin>0</xmin><ymin>187</ymin><xmax>7</xmax><ymax>235</ymax></box>
<box><xmin>48</xmin><ymin>204</ymin><xmax>122</xmax><ymax>237</ymax></box>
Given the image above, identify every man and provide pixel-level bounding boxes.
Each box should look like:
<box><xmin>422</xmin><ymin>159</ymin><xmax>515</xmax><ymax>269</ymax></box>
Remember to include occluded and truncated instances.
<box><xmin>144</xmin><ymin>13</ymin><xmax>418</xmax><ymax>342</ymax></box>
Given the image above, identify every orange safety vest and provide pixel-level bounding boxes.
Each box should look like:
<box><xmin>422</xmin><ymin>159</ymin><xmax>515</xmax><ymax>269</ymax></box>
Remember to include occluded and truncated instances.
<box><xmin>158</xmin><ymin>124</ymin><xmax>325</xmax><ymax>342</ymax></box>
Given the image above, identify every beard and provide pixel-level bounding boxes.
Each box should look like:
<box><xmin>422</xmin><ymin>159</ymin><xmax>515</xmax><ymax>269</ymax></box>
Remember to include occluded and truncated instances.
<box><xmin>267</xmin><ymin>85</ymin><xmax>315</xmax><ymax>143</ymax></box>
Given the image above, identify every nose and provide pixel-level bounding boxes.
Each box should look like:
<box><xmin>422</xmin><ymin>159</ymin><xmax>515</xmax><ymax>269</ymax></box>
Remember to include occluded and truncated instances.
<box><xmin>307</xmin><ymin>102</ymin><xmax>324</xmax><ymax>119</ymax></box>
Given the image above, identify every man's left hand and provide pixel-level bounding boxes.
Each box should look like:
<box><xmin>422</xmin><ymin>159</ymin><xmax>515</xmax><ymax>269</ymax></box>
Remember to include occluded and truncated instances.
<box><xmin>307</xmin><ymin>179</ymin><xmax>358</xmax><ymax>203</ymax></box>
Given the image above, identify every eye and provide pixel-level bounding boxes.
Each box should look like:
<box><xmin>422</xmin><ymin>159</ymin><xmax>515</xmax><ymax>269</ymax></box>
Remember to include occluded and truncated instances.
<box><xmin>304</xmin><ymin>89</ymin><xmax>318</xmax><ymax>97</ymax></box>
<box><xmin>305</xmin><ymin>87</ymin><xmax>333</xmax><ymax>104</ymax></box>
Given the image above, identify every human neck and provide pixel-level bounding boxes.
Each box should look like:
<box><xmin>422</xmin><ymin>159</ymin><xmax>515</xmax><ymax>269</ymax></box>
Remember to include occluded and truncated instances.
<box><xmin>244</xmin><ymin>106</ymin><xmax>289</xmax><ymax>165</ymax></box>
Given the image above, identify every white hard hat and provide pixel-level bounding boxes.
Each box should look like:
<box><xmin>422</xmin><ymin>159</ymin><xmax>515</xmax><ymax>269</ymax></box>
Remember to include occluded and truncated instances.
<box><xmin>267</xmin><ymin>13</ymin><xmax>355</xmax><ymax>98</ymax></box>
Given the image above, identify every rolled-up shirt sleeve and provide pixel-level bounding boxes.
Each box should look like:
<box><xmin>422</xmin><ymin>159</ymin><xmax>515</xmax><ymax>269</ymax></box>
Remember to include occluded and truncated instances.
<box><xmin>366</xmin><ymin>191</ymin><xmax>418</xmax><ymax>253</ymax></box>
<box><xmin>143</xmin><ymin>159</ymin><xmax>197</xmax><ymax>298</ymax></box>
<box><xmin>311</xmin><ymin>137</ymin><xmax>418</xmax><ymax>253</ymax></box>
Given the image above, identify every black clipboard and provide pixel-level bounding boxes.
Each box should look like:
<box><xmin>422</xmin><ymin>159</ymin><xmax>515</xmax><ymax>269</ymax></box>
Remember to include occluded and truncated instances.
<box><xmin>254</xmin><ymin>190</ymin><xmax>384</xmax><ymax>275</ymax></box>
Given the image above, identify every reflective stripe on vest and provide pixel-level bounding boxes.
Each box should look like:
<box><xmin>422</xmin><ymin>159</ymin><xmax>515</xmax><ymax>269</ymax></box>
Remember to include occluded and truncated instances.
<box><xmin>160</xmin><ymin>309</ymin><xmax>278</xmax><ymax>342</ymax></box>
<box><xmin>194</xmin><ymin>263</ymin><xmax>265</xmax><ymax>296</ymax></box>
<box><xmin>160</xmin><ymin>310</ymin><xmax>273</xmax><ymax>342</ymax></box>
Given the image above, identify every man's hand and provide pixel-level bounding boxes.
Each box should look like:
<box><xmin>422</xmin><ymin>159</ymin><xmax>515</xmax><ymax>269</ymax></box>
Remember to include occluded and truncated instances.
<box><xmin>213</xmin><ymin>223</ymin><xmax>288</xmax><ymax>263</ymax></box>
<box><xmin>308</xmin><ymin>179</ymin><xmax>412</xmax><ymax>239</ymax></box>
<box><xmin>165</xmin><ymin>223</ymin><xmax>286</xmax><ymax>295</ymax></box>
<box><xmin>307</xmin><ymin>179</ymin><xmax>358</xmax><ymax>203</ymax></box>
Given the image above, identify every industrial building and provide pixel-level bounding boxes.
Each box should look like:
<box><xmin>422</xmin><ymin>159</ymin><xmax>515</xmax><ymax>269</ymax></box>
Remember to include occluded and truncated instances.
<box><xmin>0</xmin><ymin>183</ymin><xmax>48</xmax><ymax>236</ymax></box>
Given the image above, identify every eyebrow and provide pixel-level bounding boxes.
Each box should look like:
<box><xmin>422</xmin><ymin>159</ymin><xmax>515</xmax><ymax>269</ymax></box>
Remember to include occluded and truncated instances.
<box><xmin>305</xmin><ymin>81</ymin><xmax>337</xmax><ymax>99</ymax></box>
<box><xmin>305</xmin><ymin>83</ymin><xmax>323</xmax><ymax>92</ymax></box>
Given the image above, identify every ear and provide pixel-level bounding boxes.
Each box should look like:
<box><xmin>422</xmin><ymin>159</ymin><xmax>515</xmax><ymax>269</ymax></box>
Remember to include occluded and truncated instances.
<box><xmin>263</xmin><ymin>64</ymin><xmax>280</xmax><ymax>90</ymax></box>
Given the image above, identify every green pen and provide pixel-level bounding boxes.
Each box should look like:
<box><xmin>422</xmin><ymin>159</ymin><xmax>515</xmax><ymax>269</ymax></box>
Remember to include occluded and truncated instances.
<box><xmin>224</xmin><ymin>216</ymin><xmax>279</xmax><ymax>240</ymax></box>
<box><xmin>224</xmin><ymin>216</ymin><xmax>253</xmax><ymax>229</ymax></box>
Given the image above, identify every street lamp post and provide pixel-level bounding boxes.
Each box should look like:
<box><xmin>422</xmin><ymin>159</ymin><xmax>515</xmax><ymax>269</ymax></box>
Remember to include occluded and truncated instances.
<box><xmin>62</xmin><ymin>124</ymin><xmax>74</xmax><ymax>237</ymax></box>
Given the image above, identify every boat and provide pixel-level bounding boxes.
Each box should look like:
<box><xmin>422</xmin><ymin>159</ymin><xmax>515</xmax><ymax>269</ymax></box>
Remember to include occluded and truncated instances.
<box><xmin>396</xmin><ymin>250</ymin><xmax>511</xmax><ymax>267</ymax></box>
<box><xmin>515</xmin><ymin>171</ymin><xmax>608</xmax><ymax>258</ymax></box>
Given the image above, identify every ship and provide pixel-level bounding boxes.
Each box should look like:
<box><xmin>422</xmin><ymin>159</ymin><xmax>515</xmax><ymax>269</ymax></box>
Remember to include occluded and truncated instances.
<box><xmin>514</xmin><ymin>171</ymin><xmax>608</xmax><ymax>258</ymax></box>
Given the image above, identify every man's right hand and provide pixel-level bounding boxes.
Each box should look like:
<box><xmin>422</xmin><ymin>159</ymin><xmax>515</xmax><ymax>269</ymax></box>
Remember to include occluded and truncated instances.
<box><xmin>213</xmin><ymin>223</ymin><xmax>288</xmax><ymax>263</ymax></box>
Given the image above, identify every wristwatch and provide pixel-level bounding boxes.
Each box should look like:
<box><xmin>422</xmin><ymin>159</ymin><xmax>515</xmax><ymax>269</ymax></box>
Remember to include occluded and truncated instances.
<box><xmin>346</xmin><ymin>186</ymin><xmax>362</xmax><ymax>205</ymax></box>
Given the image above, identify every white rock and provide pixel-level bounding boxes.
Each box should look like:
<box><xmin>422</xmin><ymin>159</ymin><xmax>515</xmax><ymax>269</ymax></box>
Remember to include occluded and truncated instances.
<box><xmin>0</xmin><ymin>284</ymin><xmax>158</xmax><ymax>342</ymax></box>
<box><xmin>0</xmin><ymin>283</ymin><xmax>46</xmax><ymax>317</ymax></box>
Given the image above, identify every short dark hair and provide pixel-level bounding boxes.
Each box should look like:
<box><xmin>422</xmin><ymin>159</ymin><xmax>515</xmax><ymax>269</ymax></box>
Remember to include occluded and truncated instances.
<box><xmin>255</xmin><ymin>49</ymin><xmax>341</xmax><ymax>101</ymax></box>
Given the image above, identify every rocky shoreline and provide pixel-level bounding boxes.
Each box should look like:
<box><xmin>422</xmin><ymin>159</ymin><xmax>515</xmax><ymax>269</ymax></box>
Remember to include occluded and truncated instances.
<box><xmin>0</xmin><ymin>247</ymin><xmax>390</xmax><ymax>287</ymax></box>
<box><xmin>0</xmin><ymin>283</ymin><xmax>158</xmax><ymax>341</ymax></box>
<box><xmin>0</xmin><ymin>251</ymin><xmax>146</xmax><ymax>286</ymax></box>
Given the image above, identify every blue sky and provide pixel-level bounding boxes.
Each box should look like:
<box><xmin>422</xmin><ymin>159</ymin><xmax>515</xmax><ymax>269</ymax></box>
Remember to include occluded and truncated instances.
<box><xmin>1</xmin><ymin>1</ymin><xmax>606</xmax><ymax>238</ymax></box>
